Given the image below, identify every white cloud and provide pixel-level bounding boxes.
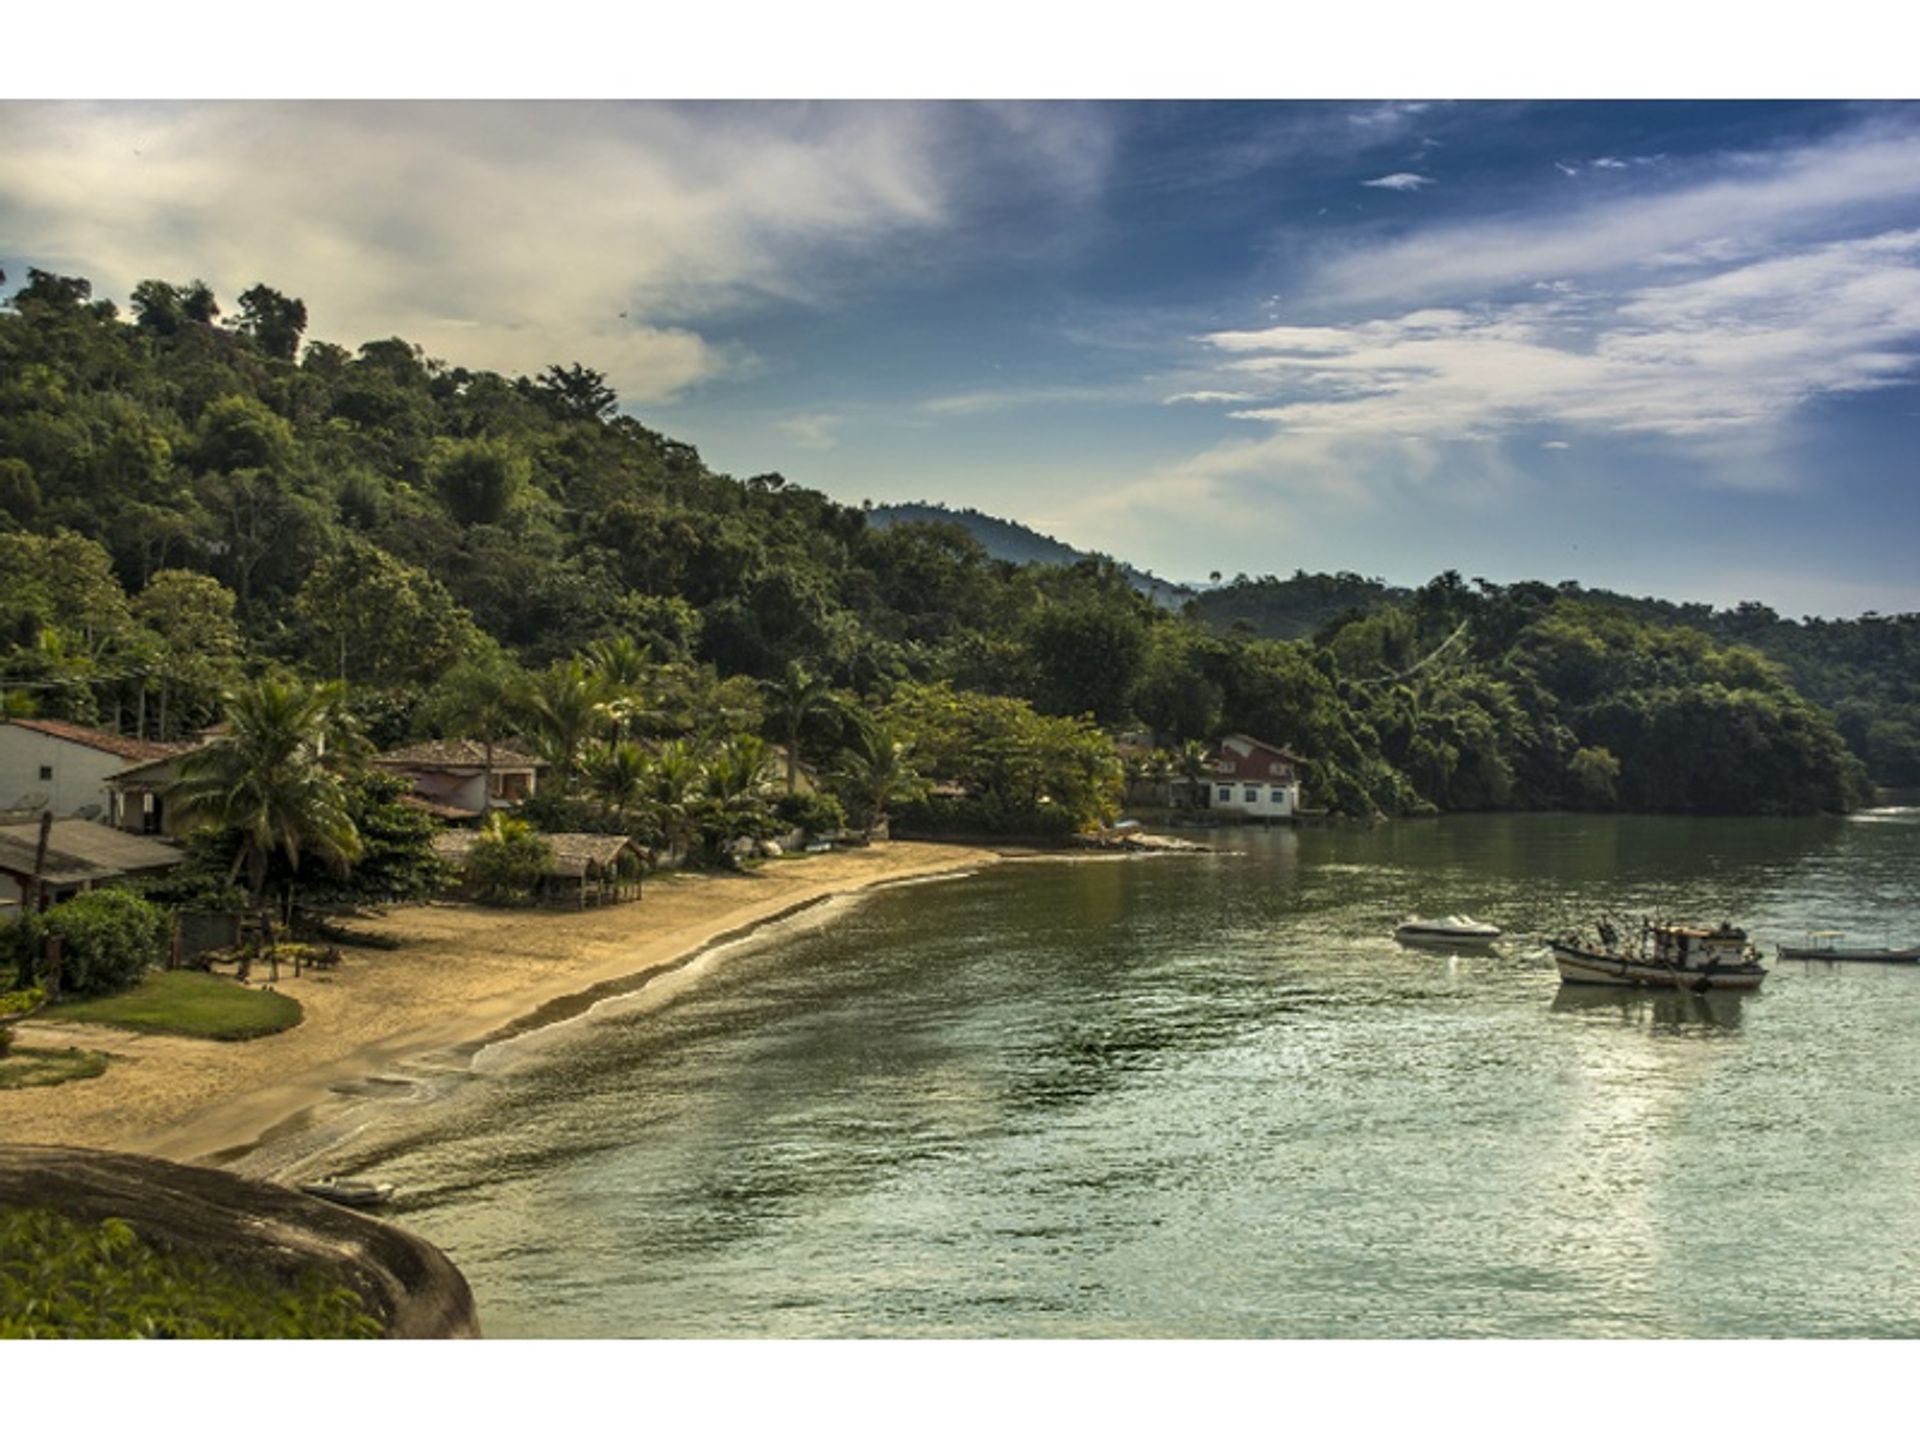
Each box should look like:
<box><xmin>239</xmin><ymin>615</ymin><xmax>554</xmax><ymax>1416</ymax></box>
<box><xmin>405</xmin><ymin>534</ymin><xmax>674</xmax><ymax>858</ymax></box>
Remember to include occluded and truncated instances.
<box><xmin>1320</xmin><ymin>124</ymin><xmax>1920</xmax><ymax>305</ymax></box>
<box><xmin>0</xmin><ymin>100</ymin><xmax>1100</xmax><ymax>406</ymax></box>
<box><xmin>1541</xmin><ymin>440</ymin><xmax>1573</xmax><ymax>449</ymax></box>
<box><xmin>1348</xmin><ymin>102</ymin><xmax>1433</xmax><ymax>129</ymax></box>
<box><xmin>1162</xmin><ymin>390</ymin><xmax>1262</xmax><ymax>405</ymax></box>
<box><xmin>1181</xmin><ymin>229</ymin><xmax>1920</xmax><ymax>481</ymax></box>
<box><xmin>777</xmin><ymin>414</ymin><xmax>842</xmax><ymax>451</ymax></box>
<box><xmin>1361</xmin><ymin>172</ymin><xmax>1435</xmax><ymax>191</ymax></box>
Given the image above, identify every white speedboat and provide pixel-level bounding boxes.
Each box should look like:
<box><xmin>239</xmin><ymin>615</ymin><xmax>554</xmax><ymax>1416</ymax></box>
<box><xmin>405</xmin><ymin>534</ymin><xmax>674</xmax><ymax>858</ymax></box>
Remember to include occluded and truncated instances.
<box><xmin>298</xmin><ymin>1177</ymin><xmax>396</xmax><ymax>1209</ymax></box>
<box><xmin>1551</xmin><ymin>919</ymin><xmax>1766</xmax><ymax>992</ymax></box>
<box><xmin>1394</xmin><ymin>914</ymin><xmax>1502</xmax><ymax>946</ymax></box>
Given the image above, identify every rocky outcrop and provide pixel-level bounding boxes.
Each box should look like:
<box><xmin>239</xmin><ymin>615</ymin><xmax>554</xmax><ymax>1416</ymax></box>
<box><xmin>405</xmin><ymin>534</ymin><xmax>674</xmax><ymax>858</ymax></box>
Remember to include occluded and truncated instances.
<box><xmin>0</xmin><ymin>1144</ymin><xmax>478</xmax><ymax>1338</ymax></box>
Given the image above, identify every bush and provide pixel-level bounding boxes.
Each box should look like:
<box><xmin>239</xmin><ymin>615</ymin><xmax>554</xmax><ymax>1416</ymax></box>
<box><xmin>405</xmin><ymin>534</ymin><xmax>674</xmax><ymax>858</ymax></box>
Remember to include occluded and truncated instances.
<box><xmin>774</xmin><ymin>790</ymin><xmax>846</xmax><ymax>837</ymax></box>
<box><xmin>34</xmin><ymin>891</ymin><xmax>172</xmax><ymax>997</ymax></box>
<box><xmin>0</xmin><ymin>1207</ymin><xmax>383</xmax><ymax>1338</ymax></box>
<box><xmin>890</xmin><ymin>795</ymin><xmax>1081</xmax><ymax>838</ymax></box>
<box><xmin>465</xmin><ymin>816</ymin><xmax>551</xmax><ymax>905</ymax></box>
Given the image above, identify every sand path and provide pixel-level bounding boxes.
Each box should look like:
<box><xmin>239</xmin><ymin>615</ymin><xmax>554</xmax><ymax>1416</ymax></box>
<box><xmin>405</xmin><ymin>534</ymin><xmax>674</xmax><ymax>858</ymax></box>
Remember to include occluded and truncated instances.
<box><xmin>0</xmin><ymin>842</ymin><xmax>998</xmax><ymax>1166</ymax></box>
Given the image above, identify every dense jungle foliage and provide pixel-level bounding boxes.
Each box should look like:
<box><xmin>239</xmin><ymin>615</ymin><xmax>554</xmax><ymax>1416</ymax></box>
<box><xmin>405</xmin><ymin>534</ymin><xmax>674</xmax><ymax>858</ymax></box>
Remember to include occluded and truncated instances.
<box><xmin>0</xmin><ymin>1206</ymin><xmax>383</xmax><ymax>1338</ymax></box>
<box><xmin>0</xmin><ymin>269</ymin><xmax>1881</xmax><ymax>827</ymax></box>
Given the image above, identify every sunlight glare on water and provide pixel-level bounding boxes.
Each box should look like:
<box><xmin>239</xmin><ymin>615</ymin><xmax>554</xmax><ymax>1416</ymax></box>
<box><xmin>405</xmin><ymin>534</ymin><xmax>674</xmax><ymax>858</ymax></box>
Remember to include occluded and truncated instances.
<box><xmin>344</xmin><ymin>813</ymin><xmax>1920</xmax><ymax>1337</ymax></box>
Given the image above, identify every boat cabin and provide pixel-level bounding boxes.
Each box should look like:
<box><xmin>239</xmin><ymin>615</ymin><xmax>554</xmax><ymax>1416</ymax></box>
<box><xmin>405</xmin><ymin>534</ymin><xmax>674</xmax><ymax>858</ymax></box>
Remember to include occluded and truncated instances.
<box><xmin>1651</xmin><ymin>922</ymin><xmax>1750</xmax><ymax>968</ymax></box>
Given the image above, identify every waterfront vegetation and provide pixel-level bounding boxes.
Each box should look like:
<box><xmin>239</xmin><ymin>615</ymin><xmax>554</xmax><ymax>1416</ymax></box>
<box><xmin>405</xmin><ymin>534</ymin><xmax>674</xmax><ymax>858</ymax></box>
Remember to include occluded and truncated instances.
<box><xmin>0</xmin><ymin>1206</ymin><xmax>383</xmax><ymax>1338</ymax></box>
<box><xmin>0</xmin><ymin>264</ymin><xmax>1894</xmax><ymax>880</ymax></box>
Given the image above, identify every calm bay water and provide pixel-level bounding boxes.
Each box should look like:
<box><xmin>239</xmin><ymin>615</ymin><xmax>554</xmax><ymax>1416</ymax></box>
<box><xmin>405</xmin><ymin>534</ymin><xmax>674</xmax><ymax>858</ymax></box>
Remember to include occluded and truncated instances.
<box><xmin>343</xmin><ymin>812</ymin><xmax>1920</xmax><ymax>1337</ymax></box>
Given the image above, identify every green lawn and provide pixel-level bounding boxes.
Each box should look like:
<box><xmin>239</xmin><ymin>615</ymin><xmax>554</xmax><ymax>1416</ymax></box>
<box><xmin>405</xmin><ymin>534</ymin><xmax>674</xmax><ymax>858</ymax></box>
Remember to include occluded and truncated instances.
<box><xmin>0</xmin><ymin>1046</ymin><xmax>109</xmax><ymax>1090</ymax></box>
<box><xmin>48</xmin><ymin>971</ymin><xmax>303</xmax><ymax>1042</ymax></box>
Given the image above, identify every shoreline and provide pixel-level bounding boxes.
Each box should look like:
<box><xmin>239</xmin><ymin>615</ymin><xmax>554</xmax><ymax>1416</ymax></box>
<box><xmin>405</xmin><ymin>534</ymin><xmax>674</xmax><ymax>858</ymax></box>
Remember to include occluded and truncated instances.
<box><xmin>0</xmin><ymin>842</ymin><xmax>1002</xmax><ymax>1172</ymax></box>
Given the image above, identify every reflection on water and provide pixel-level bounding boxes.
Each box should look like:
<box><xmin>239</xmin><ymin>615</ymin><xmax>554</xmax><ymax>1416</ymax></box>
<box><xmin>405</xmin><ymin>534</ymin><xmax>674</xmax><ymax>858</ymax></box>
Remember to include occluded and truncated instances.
<box><xmin>1548</xmin><ymin>985</ymin><xmax>1747</xmax><ymax>1033</ymax></box>
<box><xmin>337</xmin><ymin>813</ymin><xmax>1920</xmax><ymax>1338</ymax></box>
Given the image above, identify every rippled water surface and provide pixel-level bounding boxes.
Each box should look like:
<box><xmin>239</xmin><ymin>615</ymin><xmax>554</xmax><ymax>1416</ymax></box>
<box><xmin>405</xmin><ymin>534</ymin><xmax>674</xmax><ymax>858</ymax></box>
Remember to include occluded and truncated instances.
<box><xmin>347</xmin><ymin>812</ymin><xmax>1920</xmax><ymax>1337</ymax></box>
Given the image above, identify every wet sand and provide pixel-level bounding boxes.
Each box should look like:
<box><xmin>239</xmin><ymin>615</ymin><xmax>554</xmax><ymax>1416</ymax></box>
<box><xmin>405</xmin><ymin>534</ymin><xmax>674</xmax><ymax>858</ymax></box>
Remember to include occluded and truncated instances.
<box><xmin>0</xmin><ymin>843</ymin><xmax>999</xmax><ymax>1167</ymax></box>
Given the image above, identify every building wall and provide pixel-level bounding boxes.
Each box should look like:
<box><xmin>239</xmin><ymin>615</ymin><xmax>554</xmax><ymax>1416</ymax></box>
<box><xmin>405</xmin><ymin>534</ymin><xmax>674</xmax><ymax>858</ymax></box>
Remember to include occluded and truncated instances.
<box><xmin>1210</xmin><ymin>780</ymin><xmax>1299</xmax><ymax>819</ymax></box>
<box><xmin>0</xmin><ymin>727</ymin><xmax>125</xmax><ymax>819</ymax></box>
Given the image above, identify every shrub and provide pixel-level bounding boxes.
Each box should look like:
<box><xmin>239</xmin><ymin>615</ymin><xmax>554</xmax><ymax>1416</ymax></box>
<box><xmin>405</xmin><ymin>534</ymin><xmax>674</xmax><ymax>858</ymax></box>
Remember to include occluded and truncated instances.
<box><xmin>35</xmin><ymin>891</ymin><xmax>172</xmax><ymax>997</ymax></box>
<box><xmin>465</xmin><ymin>816</ymin><xmax>551</xmax><ymax>905</ymax></box>
<box><xmin>890</xmin><ymin>795</ymin><xmax>1081</xmax><ymax>838</ymax></box>
<box><xmin>0</xmin><ymin>1207</ymin><xmax>383</xmax><ymax>1338</ymax></box>
<box><xmin>774</xmin><ymin>790</ymin><xmax>846</xmax><ymax>837</ymax></box>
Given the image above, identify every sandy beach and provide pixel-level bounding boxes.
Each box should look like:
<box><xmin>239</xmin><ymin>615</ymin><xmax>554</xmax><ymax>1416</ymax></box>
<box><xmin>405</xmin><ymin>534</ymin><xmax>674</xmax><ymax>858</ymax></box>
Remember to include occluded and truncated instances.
<box><xmin>0</xmin><ymin>842</ymin><xmax>999</xmax><ymax>1168</ymax></box>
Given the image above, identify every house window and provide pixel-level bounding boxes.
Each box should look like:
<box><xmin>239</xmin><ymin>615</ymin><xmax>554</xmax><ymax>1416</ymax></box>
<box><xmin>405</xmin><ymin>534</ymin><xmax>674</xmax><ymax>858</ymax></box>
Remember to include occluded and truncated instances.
<box><xmin>1217</xmin><ymin>785</ymin><xmax>1232</xmax><ymax>803</ymax></box>
<box><xmin>1270</xmin><ymin>787</ymin><xmax>1289</xmax><ymax>803</ymax></box>
<box><xmin>1243</xmin><ymin>787</ymin><xmax>1259</xmax><ymax>804</ymax></box>
<box><xmin>39</xmin><ymin>765</ymin><xmax>54</xmax><ymax>781</ymax></box>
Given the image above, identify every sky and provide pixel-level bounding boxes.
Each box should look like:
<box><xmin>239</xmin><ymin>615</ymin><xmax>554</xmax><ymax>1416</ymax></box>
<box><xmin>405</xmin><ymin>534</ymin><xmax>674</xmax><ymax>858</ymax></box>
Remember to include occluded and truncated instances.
<box><xmin>6</xmin><ymin>97</ymin><xmax>1920</xmax><ymax>618</ymax></box>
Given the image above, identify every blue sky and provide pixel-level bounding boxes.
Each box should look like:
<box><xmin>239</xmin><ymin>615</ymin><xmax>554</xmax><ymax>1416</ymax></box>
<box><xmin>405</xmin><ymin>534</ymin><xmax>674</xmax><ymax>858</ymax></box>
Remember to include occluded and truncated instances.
<box><xmin>6</xmin><ymin>99</ymin><xmax>1920</xmax><ymax>616</ymax></box>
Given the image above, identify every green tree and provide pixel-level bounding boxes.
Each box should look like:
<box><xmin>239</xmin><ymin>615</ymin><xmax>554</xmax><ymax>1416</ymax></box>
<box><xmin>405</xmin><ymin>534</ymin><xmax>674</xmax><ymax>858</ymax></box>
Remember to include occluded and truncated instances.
<box><xmin>1567</xmin><ymin>745</ymin><xmax>1622</xmax><ymax>808</ymax></box>
<box><xmin>293</xmin><ymin>538</ymin><xmax>487</xmax><ymax>687</ymax></box>
<box><xmin>759</xmin><ymin>660</ymin><xmax>840</xmax><ymax>793</ymax></box>
<box><xmin>167</xmin><ymin>678</ymin><xmax>363</xmax><ymax>970</ymax></box>
<box><xmin>131</xmin><ymin>569</ymin><xmax>242</xmax><ymax>740</ymax></box>
<box><xmin>535</xmin><ymin>363</ymin><xmax>619</xmax><ymax>421</ymax></box>
<box><xmin>422</xmin><ymin>656</ymin><xmax>529</xmax><ymax>811</ymax></box>
<box><xmin>834</xmin><ymin>718</ymin><xmax>924</xmax><ymax>837</ymax></box>
<box><xmin>520</xmin><ymin>658</ymin><xmax>610</xmax><ymax>790</ymax></box>
<box><xmin>232</xmin><ymin>283</ymin><xmax>308</xmax><ymax>361</ymax></box>
<box><xmin>429</xmin><ymin>438</ymin><xmax>530</xmax><ymax>526</ymax></box>
<box><xmin>464</xmin><ymin>813</ymin><xmax>551</xmax><ymax>905</ymax></box>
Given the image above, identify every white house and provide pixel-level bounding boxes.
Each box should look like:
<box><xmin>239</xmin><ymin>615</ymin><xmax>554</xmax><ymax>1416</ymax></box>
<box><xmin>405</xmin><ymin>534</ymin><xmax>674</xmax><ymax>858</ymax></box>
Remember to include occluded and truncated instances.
<box><xmin>1209</xmin><ymin>733</ymin><xmax>1304</xmax><ymax>820</ymax></box>
<box><xmin>0</xmin><ymin>718</ymin><xmax>186</xmax><ymax>822</ymax></box>
<box><xmin>371</xmin><ymin>739</ymin><xmax>543</xmax><ymax>820</ymax></box>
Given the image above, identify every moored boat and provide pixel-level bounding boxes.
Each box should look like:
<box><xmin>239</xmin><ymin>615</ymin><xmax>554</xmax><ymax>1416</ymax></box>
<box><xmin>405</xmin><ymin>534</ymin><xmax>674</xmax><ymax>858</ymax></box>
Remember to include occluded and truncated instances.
<box><xmin>1395</xmin><ymin>914</ymin><xmax>1501</xmax><ymax>946</ymax></box>
<box><xmin>1777</xmin><ymin>931</ymin><xmax>1920</xmax><ymax>963</ymax></box>
<box><xmin>298</xmin><ymin>1177</ymin><xmax>396</xmax><ymax>1209</ymax></box>
<box><xmin>1550</xmin><ymin>918</ymin><xmax>1766</xmax><ymax>992</ymax></box>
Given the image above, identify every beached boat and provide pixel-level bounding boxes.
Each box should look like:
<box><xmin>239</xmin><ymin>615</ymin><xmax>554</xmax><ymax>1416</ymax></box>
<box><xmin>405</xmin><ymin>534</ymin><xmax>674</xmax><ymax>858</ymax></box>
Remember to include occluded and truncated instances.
<box><xmin>1551</xmin><ymin>919</ymin><xmax>1766</xmax><ymax>991</ymax></box>
<box><xmin>298</xmin><ymin>1177</ymin><xmax>396</xmax><ymax>1209</ymax></box>
<box><xmin>1777</xmin><ymin>931</ymin><xmax>1920</xmax><ymax>963</ymax></box>
<box><xmin>1395</xmin><ymin>914</ymin><xmax>1501</xmax><ymax>946</ymax></box>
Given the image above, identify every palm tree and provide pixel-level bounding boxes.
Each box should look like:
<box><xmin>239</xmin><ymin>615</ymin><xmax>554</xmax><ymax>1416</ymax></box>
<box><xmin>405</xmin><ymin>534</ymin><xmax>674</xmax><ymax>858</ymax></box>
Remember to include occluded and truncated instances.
<box><xmin>1146</xmin><ymin>748</ymin><xmax>1176</xmax><ymax>806</ymax></box>
<box><xmin>1177</xmin><ymin>738</ymin><xmax>1214</xmax><ymax>810</ymax></box>
<box><xmin>168</xmin><ymin>677</ymin><xmax>363</xmax><ymax>979</ymax></box>
<box><xmin>583</xmin><ymin>635</ymin><xmax>659</xmax><ymax>743</ymax></box>
<box><xmin>759</xmin><ymin>661</ymin><xmax>840</xmax><ymax>794</ymax></box>
<box><xmin>836</xmin><ymin>719</ymin><xmax>924</xmax><ymax>838</ymax></box>
<box><xmin>522</xmin><ymin>658</ymin><xmax>610</xmax><ymax>791</ymax></box>
<box><xmin>434</xmin><ymin>657</ymin><xmax>526</xmax><ymax>812</ymax></box>
<box><xmin>641</xmin><ymin>737</ymin><xmax>710</xmax><ymax>864</ymax></box>
<box><xmin>582</xmin><ymin>739</ymin><xmax>649</xmax><ymax>827</ymax></box>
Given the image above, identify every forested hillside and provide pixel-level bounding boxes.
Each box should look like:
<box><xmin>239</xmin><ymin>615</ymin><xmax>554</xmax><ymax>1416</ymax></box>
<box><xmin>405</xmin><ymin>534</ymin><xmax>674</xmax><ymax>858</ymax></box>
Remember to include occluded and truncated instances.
<box><xmin>0</xmin><ymin>269</ymin><xmax>1877</xmax><ymax>819</ymax></box>
<box><xmin>1193</xmin><ymin>572</ymin><xmax>1918</xmax><ymax>787</ymax></box>
<box><xmin>867</xmin><ymin>501</ymin><xmax>1192</xmax><ymax>609</ymax></box>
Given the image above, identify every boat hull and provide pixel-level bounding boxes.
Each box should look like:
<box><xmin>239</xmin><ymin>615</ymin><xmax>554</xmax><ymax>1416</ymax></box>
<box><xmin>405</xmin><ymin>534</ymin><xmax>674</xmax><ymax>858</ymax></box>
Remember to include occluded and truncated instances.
<box><xmin>1550</xmin><ymin>942</ymin><xmax>1766</xmax><ymax>992</ymax></box>
<box><xmin>1395</xmin><ymin>927</ymin><xmax>1500</xmax><ymax>948</ymax></box>
<box><xmin>1778</xmin><ymin>946</ymin><xmax>1920</xmax><ymax>963</ymax></box>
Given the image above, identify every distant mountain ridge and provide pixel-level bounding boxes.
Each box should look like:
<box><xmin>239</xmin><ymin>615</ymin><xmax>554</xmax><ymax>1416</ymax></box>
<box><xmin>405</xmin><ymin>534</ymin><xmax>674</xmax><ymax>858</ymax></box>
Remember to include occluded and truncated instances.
<box><xmin>865</xmin><ymin>502</ymin><xmax>1194</xmax><ymax>609</ymax></box>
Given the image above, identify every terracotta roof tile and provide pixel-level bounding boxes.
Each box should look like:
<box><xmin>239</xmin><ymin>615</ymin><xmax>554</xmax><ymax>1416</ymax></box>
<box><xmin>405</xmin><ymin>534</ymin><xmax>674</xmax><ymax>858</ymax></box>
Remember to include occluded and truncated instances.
<box><xmin>5</xmin><ymin>717</ymin><xmax>188</xmax><ymax>763</ymax></box>
<box><xmin>374</xmin><ymin>739</ymin><xmax>544</xmax><ymax>771</ymax></box>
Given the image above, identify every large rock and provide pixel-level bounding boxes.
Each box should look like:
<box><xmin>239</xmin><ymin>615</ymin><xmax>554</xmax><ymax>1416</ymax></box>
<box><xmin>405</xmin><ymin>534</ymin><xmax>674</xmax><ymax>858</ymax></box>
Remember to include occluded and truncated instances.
<box><xmin>0</xmin><ymin>1144</ymin><xmax>479</xmax><ymax>1338</ymax></box>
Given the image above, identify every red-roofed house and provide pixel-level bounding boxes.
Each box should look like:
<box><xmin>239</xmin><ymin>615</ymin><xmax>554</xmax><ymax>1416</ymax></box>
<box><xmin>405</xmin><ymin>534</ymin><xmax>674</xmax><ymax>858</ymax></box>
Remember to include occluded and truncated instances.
<box><xmin>1208</xmin><ymin>733</ymin><xmax>1305</xmax><ymax>820</ymax></box>
<box><xmin>0</xmin><ymin>717</ymin><xmax>188</xmax><ymax>822</ymax></box>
